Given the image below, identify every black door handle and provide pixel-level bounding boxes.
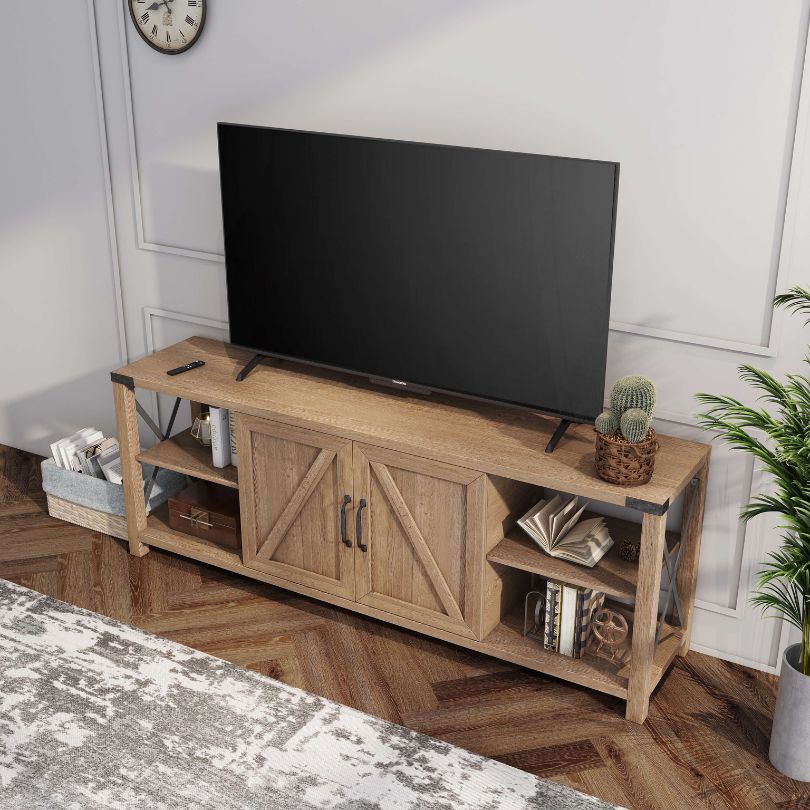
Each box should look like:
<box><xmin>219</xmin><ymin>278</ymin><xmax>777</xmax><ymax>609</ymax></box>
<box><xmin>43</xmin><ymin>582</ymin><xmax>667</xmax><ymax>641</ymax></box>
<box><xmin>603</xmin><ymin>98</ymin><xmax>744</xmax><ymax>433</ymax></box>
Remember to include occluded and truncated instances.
<box><xmin>340</xmin><ymin>494</ymin><xmax>352</xmax><ymax>547</ymax></box>
<box><xmin>356</xmin><ymin>498</ymin><xmax>368</xmax><ymax>552</ymax></box>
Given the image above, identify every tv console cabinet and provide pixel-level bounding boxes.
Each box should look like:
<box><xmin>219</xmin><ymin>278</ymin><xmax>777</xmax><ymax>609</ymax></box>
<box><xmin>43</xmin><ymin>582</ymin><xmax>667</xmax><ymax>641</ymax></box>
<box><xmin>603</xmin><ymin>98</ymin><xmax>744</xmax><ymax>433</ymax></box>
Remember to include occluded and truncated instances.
<box><xmin>111</xmin><ymin>337</ymin><xmax>710</xmax><ymax>724</ymax></box>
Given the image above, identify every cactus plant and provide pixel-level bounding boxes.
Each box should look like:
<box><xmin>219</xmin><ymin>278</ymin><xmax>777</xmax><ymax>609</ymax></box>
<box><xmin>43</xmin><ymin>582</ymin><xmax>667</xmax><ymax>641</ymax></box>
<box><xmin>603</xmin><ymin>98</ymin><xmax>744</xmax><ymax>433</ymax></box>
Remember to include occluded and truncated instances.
<box><xmin>594</xmin><ymin>409</ymin><xmax>619</xmax><ymax>435</ymax></box>
<box><xmin>610</xmin><ymin>375</ymin><xmax>656</xmax><ymax>418</ymax></box>
<box><xmin>620</xmin><ymin>408</ymin><xmax>651</xmax><ymax>443</ymax></box>
<box><xmin>595</xmin><ymin>375</ymin><xmax>657</xmax><ymax>442</ymax></box>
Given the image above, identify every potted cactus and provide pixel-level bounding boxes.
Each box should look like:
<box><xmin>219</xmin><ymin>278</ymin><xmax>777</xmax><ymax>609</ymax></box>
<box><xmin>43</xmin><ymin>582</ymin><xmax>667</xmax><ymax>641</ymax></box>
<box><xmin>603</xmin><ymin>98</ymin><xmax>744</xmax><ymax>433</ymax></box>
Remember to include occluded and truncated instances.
<box><xmin>594</xmin><ymin>376</ymin><xmax>659</xmax><ymax>485</ymax></box>
<box><xmin>696</xmin><ymin>286</ymin><xmax>810</xmax><ymax>782</ymax></box>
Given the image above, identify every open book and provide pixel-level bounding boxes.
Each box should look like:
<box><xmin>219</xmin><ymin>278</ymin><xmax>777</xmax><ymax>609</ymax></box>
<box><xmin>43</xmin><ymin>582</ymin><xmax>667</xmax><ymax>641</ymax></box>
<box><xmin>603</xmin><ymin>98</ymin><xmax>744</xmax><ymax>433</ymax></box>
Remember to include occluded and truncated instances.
<box><xmin>517</xmin><ymin>495</ymin><xmax>613</xmax><ymax>568</ymax></box>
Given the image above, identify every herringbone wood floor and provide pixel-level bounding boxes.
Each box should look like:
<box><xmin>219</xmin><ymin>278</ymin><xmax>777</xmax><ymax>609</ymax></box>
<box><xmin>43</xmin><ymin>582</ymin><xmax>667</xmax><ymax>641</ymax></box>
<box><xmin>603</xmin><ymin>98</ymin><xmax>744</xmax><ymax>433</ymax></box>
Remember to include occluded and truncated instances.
<box><xmin>2</xmin><ymin>445</ymin><xmax>808</xmax><ymax>809</ymax></box>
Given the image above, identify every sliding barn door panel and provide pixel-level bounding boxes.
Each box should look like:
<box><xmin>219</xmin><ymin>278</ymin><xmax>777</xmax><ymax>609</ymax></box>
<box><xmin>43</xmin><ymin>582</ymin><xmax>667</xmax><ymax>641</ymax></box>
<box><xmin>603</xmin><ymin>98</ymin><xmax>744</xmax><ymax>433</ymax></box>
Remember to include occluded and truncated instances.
<box><xmin>353</xmin><ymin>444</ymin><xmax>485</xmax><ymax>639</ymax></box>
<box><xmin>237</xmin><ymin>416</ymin><xmax>354</xmax><ymax>599</ymax></box>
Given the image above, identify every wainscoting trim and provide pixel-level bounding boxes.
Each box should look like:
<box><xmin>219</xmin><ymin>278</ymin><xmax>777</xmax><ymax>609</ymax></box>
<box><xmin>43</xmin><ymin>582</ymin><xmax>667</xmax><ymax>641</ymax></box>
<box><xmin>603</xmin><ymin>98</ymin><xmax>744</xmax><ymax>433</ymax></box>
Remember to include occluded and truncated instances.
<box><xmin>88</xmin><ymin>0</ymin><xmax>128</xmax><ymax>365</ymax></box>
<box><xmin>142</xmin><ymin>307</ymin><xmax>229</xmax><ymax>427</ymax></box>
<box><xmin>115</xmin><ymin>2</ymin><xmax>810</xmax><ymax>357</ymax></box>
<box><xmin>116</xmin><ymin>5</ymin><xmax>224</xmax><ymax>264</ymax></box>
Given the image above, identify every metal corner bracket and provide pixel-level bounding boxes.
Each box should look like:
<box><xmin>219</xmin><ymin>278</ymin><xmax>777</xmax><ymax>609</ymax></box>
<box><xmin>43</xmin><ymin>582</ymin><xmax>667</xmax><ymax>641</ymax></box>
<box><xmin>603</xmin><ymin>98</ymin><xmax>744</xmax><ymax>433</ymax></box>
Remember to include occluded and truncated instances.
<box><xmin>110</xmin><ymin>372</ymin><xmax>134</xmax><ymax>390</ymax></box>
<box><xmin>624</xmin><ymin>496</ymin><xmax>669</xmax><ymax>516</ymax></box>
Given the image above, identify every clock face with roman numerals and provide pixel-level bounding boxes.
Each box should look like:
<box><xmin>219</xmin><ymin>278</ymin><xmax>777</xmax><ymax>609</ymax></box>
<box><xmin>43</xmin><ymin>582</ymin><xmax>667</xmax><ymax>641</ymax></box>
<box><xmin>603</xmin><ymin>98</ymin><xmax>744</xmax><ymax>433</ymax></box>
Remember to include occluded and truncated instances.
<box><xmin>129</xmin><ymin>0</ymin><xmax>206</xmax><ymax>55</ymax></box>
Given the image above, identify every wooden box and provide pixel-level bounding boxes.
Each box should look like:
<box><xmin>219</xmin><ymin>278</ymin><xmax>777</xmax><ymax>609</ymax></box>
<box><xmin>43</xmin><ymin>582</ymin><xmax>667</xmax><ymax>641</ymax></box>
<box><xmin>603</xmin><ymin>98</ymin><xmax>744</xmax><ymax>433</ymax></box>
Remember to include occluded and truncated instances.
<box><xmin>168</xmin><ymin>480</ymin><xmax>241</xmax><ymax>549</ymax></box>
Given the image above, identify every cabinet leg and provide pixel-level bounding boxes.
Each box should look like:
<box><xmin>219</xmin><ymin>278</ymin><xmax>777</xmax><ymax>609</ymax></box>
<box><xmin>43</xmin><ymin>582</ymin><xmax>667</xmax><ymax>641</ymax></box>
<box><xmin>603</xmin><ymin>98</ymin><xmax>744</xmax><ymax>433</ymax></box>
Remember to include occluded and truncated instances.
<box><xmin>113</xmin><ymin>381</ymin><xmax>150</xmax><ymax>557</ymax></box>
<box><xmin>625</xmin><ymin>512</ymin><xmax>667</xmax><ymax>724</ymax></box>
<box><xmin>675</xmin><ymin>459</ymin><xmax>709</xmax><ymax>656</ymax></box>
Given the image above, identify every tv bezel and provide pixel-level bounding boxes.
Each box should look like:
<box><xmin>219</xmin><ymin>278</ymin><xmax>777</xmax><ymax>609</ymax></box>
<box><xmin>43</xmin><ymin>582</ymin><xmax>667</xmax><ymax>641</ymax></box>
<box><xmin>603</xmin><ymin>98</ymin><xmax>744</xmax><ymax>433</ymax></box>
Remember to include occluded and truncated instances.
<box><xmin>217</xmin><ymin>123</ymin><xmax>620</xmax><ymax>425</ymax></box>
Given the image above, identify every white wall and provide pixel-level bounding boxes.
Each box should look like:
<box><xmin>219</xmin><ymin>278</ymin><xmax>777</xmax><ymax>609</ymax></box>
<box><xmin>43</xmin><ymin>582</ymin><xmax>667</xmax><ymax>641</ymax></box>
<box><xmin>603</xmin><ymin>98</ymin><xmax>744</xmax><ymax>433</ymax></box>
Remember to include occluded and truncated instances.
<box><xmin>0</xmin><ymin>2</ymin><xmax>126</xmax><ymax>451</ymax></box>
<box><xmin>6</xmin><ymin>0</ymin><xmax>810</xmax><ymax>672</ymax></box>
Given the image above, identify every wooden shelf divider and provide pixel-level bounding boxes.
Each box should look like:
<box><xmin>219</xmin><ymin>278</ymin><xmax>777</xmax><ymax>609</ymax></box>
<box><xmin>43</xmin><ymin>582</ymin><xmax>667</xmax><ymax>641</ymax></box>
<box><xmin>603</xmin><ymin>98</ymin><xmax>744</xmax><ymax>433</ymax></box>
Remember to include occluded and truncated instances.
<box><xmin>487</xmin><ymin>512</ymin><xmax>679</xmax><ymax>602</ymax></box>
<box><xmin>143</xmin><ymin>504</ymin><xmax>243</xmax><ymax>569</ymax></box>
<box><xmin>137</xmin><ymin>428</ymin><xmax>239</xmax><ymax>490</ymax></box>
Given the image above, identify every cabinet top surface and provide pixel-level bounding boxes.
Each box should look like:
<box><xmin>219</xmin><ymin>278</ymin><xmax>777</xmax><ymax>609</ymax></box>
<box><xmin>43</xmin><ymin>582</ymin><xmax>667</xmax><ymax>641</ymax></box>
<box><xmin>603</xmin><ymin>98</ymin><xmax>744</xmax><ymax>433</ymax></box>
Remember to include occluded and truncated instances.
<box><xmin>114</xmin><ymin>338</ymin><xmax>709</xmax><ymax>508</ymax></box>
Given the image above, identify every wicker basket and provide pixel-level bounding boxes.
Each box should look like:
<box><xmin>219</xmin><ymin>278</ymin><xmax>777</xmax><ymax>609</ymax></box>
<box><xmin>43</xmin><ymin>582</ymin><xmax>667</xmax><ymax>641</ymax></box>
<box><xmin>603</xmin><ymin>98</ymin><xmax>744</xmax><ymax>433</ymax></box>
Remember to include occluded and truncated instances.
<box><xmin>594</xmin><ymin>428</ymin><xmax>659</xmax><ymax>486</ymax></box>
<box><xmin>46</xmin><ymin>494</ymin><xmax>129</xmax><ymax>541</ymax></box>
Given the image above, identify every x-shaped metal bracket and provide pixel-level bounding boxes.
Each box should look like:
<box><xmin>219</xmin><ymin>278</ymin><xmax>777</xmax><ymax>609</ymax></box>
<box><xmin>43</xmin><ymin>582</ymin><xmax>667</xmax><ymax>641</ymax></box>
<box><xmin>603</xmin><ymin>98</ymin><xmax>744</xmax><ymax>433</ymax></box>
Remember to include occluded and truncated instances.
<box><xmin>655</xmin><ymin>476</ymin><xmax>699</xmax><ymax>645</ymax></box>
<box><xmin>135</xmin><ymin>396</ymin><xmax>182</xmax><ymax>506</ymax></box>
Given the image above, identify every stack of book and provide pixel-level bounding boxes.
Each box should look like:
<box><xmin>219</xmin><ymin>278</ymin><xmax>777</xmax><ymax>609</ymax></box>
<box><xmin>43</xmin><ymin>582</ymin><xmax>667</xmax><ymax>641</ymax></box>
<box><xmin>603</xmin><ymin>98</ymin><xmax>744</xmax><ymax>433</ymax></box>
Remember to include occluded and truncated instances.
<box><xmin>541</xmin><ymin>580</ymin><xmax>606</xmax><ymax>658</ymax></box>
<box><xmin>518</xmin><ymin>494</ymin><xmax>613</xmax><ymax>567</ymax></box>
<box><xmin>50</xmin><ymin>429</ymin><xmax>122</xmax><ymax>484</ymax></box>
<box><xmin>208</xmin><ymin>407</ymin><xmax>239</xmax><ymax>470</ymax></box>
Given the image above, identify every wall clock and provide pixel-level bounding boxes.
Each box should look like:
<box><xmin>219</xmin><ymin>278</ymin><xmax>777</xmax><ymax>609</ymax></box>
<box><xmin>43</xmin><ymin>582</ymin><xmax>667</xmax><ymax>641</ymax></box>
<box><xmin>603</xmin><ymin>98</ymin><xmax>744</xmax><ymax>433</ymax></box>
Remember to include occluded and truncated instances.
<box><xmin>128</xmin><ymin>0</ymin><xmax>206</xmax><ymax>55</ymax></box>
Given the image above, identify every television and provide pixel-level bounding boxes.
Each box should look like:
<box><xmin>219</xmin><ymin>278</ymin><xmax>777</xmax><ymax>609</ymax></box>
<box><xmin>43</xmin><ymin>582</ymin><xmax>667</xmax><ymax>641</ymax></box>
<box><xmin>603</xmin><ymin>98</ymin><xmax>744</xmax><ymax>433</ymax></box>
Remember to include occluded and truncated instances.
<box><xmin>218</xmin><ymin>124</ymin><xmax>619</xmax><ymax>424</ymax></box>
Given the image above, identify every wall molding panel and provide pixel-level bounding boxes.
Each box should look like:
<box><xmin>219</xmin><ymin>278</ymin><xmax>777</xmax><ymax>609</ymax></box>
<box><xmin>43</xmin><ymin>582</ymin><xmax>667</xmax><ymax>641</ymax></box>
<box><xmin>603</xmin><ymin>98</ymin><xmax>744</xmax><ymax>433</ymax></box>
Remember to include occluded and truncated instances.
<box><xmin>609</xmin><ymin>9</ymin><xmax>810</xmax><ymax>359</ymax></box>
<box><xmin>116</xmin><ymin>1</ymin><xmax>810</xmax><ymax>358</ymax></box>
<box><xmin>142</xmin><ymin>307</ymin><xmax>229</xmax><ymax>428</ymax></box>
<box><xmin>116</xmin><ymin>3</ymin><xmax>225</xmax><ymax>264</ymax></box>
<box><xmin>608</xmin><ymin>320</ymin><xmax>779</xmax><ymax>358</ymax></box>
<box><xmin>143</xmin><ymin>307</ymin><xmax>229</xmax><ymax>356</ymax></box>
<box><xmin>88</xmin><ymin>0</ymin><xmax>128</xmax><ymax>365</ymax></box>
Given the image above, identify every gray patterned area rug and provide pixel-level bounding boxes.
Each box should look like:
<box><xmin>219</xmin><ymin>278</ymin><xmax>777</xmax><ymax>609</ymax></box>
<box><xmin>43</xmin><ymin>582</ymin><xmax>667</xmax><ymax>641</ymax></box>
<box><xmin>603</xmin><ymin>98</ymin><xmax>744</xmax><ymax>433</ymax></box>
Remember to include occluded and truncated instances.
<box><xmin>0</xmin><ymin>579</ymin><xmax>616</xmax><ymax>810</ymax></box>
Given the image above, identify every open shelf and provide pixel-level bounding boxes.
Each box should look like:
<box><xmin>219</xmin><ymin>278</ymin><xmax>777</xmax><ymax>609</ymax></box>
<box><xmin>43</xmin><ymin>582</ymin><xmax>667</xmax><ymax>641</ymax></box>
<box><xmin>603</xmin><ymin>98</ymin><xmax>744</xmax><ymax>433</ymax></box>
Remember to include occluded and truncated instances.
<box><xmin>137</xmin><ymin>428</ymin><xmax>239</xmax><ymax>490</ymax></box>
<box><xmin>482</xmin><ymin>602</ymin><xmax>629</xmax><ymax>697</ymax></box>
<box><xmin>143</xmin><ymin>503</ymin><xmax>243</xmax><ymax>570</ymax></box>
<box><xmin>480</xmin><ymin>602</ymin><xmax>683</xmax><ymax>699</ymax></box>
<box><xmin>487</xmin><ymin>513</ymin><xmax>679</xmax><ymax>601</ymax></box>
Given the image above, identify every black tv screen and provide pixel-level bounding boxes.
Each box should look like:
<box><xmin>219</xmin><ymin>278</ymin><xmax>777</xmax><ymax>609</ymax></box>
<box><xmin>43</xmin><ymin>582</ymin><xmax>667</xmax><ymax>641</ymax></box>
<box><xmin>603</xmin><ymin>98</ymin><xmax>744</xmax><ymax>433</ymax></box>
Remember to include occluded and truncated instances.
<box><xmin>218</xmin><ymin>124</ymin><xmax>618</xmax><ymax>422</ymax></box>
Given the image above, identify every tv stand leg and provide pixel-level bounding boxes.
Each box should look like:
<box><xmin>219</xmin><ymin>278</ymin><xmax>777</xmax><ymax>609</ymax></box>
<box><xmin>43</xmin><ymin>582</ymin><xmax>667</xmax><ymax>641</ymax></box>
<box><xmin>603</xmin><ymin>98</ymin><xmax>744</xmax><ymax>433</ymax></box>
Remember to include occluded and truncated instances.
<box><xmin>236</xmin><ymin>353</ymin><xmax>265</xmax><ymax>382</ymax></box>
<box><xmin>544</xmin><ymin>418</ymin><xmax>571</xmax><ymax>454</ymax></box>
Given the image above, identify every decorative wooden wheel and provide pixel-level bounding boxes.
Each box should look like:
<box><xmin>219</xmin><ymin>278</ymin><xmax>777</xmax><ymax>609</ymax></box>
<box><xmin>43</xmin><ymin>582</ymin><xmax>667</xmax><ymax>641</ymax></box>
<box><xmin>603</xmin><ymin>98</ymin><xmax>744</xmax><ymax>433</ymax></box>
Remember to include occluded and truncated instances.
<box><xmin>591</xmin><ymin>608</ymin><xmax>629</xmax><ymax>661</ymax></box>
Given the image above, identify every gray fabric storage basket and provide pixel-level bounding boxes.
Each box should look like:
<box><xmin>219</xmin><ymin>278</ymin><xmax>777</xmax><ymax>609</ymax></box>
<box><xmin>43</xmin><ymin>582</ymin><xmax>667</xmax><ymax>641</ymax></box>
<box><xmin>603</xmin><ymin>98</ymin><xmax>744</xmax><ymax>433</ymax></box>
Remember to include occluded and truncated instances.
<box><xmin>41</xmin><ymin>459</ymin><xmax>187</xmax><ymax>516</ymax></box>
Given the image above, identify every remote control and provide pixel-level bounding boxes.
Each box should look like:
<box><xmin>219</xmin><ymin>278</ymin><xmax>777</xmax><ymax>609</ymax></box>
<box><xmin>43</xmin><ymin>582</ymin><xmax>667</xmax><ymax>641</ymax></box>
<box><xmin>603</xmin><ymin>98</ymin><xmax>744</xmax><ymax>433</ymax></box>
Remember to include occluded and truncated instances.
<box><xmin>166</xmin><ymin>360</ymin><xmax>205</xmax><ymax>376</ymax></box>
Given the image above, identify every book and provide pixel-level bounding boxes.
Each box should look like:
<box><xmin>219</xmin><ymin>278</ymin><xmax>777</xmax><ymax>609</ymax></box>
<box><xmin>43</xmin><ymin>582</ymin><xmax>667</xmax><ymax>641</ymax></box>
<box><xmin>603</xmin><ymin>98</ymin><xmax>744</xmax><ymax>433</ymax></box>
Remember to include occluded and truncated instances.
<box><xmin>74</xmin><ymin>437</ymin><xmax>117</xmax><ymax>478</ymax></box>
<box><xmin>559</xmin><ymin>583</ymin><xmax>579</xmax><ymax>656</ymax></box>
<box><xmin>209</xmin><ymin>407</ymin><xmax>231</xmax><ymax>469</ymax></box>
<box><xmin>517</xmin><ymin>494</ymin><xmax>613</xmax><ymax>567</ymax></box>
<box><xmin>69</xmin><ymin>433</ymin><xmax>106</xmax><ymax>474</ymax></box>
<box><xmin>544</xmin><ymin>580</ymin><xmax>562</xmax><ymax>651</ymax></box>
<box><xmin>97</xmin><ymin>440</ymin><xmax>122</xmax><ymax>485</ymax></box>
<box><xmin>64</xmin><ymin>430</ymin><xmax>101</xmax><ymax>470</ymax></box>
<box><xmin>574</xmin><ymin>589</ymin><xmax>606</xmax><ymax>659</ymax></box>
<box><xmin>228</xmin><ymin>411</ymin><xmax>238</xmax><ymax>468</ymax></box>
<box><xmin>51</xmin><ymin>428</ymin><xmax>101</xmax><ymax>470</ymax></box>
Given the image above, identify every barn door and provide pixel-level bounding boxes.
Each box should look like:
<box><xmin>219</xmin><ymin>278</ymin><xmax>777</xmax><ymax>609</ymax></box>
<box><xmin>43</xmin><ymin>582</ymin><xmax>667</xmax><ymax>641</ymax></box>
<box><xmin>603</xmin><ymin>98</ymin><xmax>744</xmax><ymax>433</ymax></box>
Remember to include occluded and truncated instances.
<box><xmin>352</xmin><ymin>443</ymin><xmax>485</xmax><ymax>639</ymax></box>
<box><xmin>238</xmin><ymin>415</ymin><xmax>354</xmax><ymax>600</ymax></box>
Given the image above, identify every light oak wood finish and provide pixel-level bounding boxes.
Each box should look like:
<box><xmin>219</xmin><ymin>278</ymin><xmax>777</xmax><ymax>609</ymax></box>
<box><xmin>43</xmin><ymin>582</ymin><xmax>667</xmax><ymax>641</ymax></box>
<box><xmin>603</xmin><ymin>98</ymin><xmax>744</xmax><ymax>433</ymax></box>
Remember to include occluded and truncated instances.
<box><xmin>135</xmin><ymin>485</ymin><xmax>687</xmax><ymax>706</ymax></box>
<box><xmin>131</xmin><ymin>501</ymin><xmax>642</xmax><ymax>696</ymax></box>
<box><xmin>113</xmin><ymin>338</ymin><xmax>707</xmax><ymax>511</ymax></box>
<box><xmin>137</xmin><ymin>428</ymin><xmax>239</xmax><ymax>489</ymax></box>
<box><xmin>112</xmin><ymin>382</ymin><xmax>149</xmax><ymax>557</ymax></box>
<box><xmin>485</xmin><ymin>476</ymin><xmax>542</xmax><ymax>553</ymax></box>
<box><xmin>4</xmin><ymin>444</ymin><xmax>806</xmax><ymax>810</ymax></box>
<box><xmin>237</xmin><ymin>416</ymin><xmax>355</xmax><ymax>601</ymax></box>
<box><xmin>111</xmin><ymin>338</ymin><xmax>712</xmax><ymax>722</ymax></box>
<box><xmin>482</xmin><ymin>476</ymin><xmax>540</xmax><ymax>636</ymax></box>
<box><xmin>675</xmin><ymin>459</ymin><xmax>709</xmax><ymax>655</ymax></box>
<box><xmin>626</xmin><ymin>513</ymin><xmax>668</xmax><ymax>723</ymax></box>
<box><xmin>145</xmin><ymin>505</ymin><xmax>243</xmax><ymax>570</ymax></box>
<box><xmin>353</xmin><ymin>444</ymin><xmax>484</xmax><ymax>640</ymax></box>
<box><xmin>488</xmin><ymin>514</ymin><xmax>679</xmax><ymax>603</ymax></box>
<box><xmin>133</xmin><ymin>497</ymin><xmax>630</xmax><ymax>696</ymax></box>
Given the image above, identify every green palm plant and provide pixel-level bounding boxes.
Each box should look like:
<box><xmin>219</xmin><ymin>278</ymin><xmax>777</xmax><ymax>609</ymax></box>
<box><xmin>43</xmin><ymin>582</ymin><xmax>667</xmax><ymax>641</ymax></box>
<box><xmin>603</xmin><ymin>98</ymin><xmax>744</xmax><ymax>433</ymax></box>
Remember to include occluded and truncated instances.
<box><xmin>696</xmin><ymin>286</ymin><xmax>810</xmax><ymax>676</ymax></box>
